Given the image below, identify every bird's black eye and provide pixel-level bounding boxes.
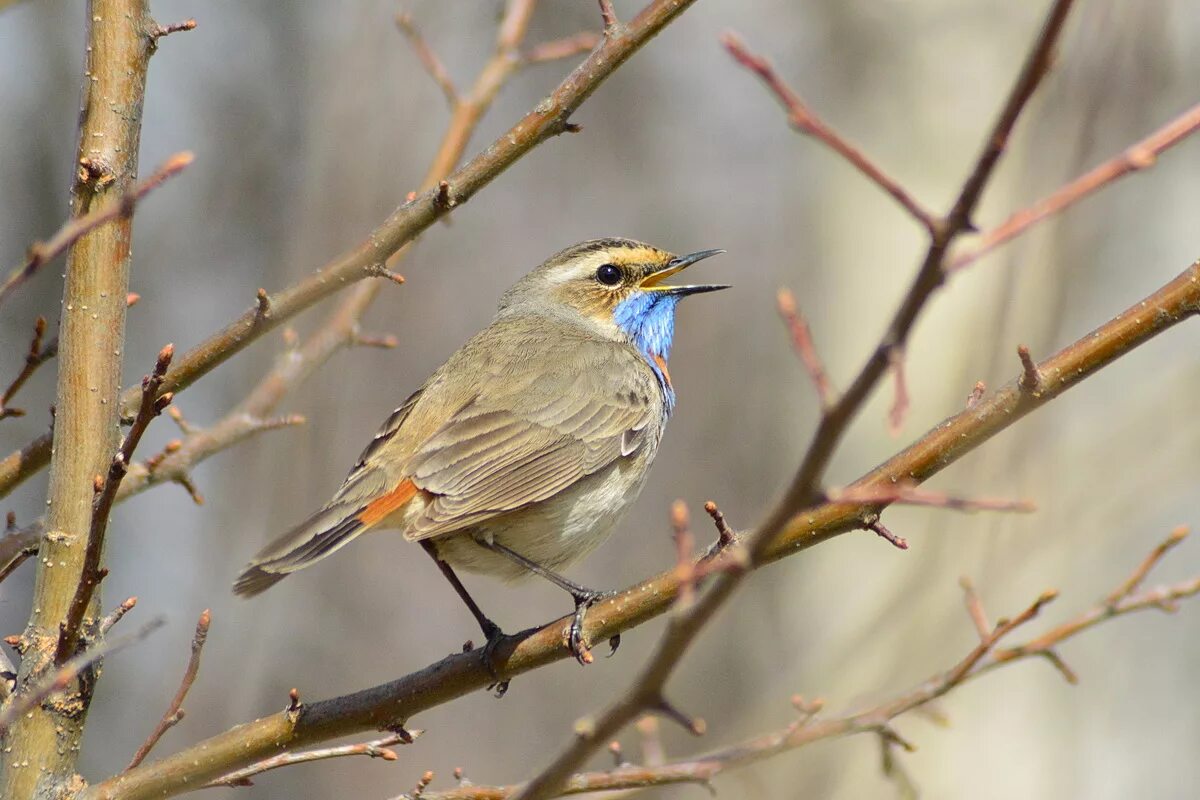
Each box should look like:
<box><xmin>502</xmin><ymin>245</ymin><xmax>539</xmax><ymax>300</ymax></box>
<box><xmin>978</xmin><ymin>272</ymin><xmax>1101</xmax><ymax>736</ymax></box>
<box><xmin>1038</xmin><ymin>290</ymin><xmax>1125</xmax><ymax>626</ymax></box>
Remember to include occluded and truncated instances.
<box><xmin>595</xmin><ymin>263</ymin><xmax>622</xmax><ymax>286</ymax></box>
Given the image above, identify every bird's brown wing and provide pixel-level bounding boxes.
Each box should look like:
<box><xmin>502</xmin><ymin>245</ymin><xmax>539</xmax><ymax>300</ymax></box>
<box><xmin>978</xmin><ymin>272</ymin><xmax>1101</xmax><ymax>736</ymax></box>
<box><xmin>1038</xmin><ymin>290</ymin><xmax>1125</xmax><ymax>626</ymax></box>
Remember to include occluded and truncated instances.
<box><xmin>402</xmin><ymin>343</ymin><xmax>662</xmax><ymax>540</ymax></box>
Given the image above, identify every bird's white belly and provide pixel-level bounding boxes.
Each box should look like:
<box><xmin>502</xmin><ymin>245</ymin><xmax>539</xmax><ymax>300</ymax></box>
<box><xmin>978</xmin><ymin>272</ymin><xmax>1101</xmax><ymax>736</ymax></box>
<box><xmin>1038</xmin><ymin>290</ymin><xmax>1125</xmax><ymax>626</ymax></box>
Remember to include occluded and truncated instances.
<box><xmin>432</xmin><ymin>449</ymin><xmax>655</xmax><ymax>582</ymax></box>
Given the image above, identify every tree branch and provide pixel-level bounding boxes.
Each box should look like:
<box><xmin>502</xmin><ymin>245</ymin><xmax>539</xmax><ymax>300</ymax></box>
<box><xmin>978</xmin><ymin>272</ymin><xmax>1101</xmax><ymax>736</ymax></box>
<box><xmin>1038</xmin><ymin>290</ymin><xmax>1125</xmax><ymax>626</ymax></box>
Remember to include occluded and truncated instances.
<box><xmin>403</xmin><ymin>530</ymin><xmax>1200</xmax><ymax>799</ymax></box>
<box><xmin>204</xmin><ymin>731</ymin><xmax>419</xmax><ymax>788</ymax></box>
<box><xmin>124</xmin><ymin>609</ymin><xmax>211</xmax><ymax>771</ymax></box>
<box><xmin>511</xmin><ymin>5</ymin><xmax>1080</xmax><ymax>795</ymax></box>
<box><xmin>721</xmin><ymin>32</ymin><xmax>938</xmax><ymax>234</ymax></box>
<box><xmin>56</xmin><ymin>344</ymin><xmax>174</xmax><ymax>663</ymax></box>
<box><xmin>0</xmin><ymin>0</ymin><xmax>708</xmax><ymax>501</ymax></box>
<box><xmin>0</xmin><ymin>1</ymin><xmax>157</xmax><ymax>794</ymax></box>
<box><xmin>948</xmin><ymin>102</ymin><xmax>1200</xmax><ymax>272</ymax></box>
<box><xmin>85</xmin><ymin>259</ymin><xmax>1200</xmax><ymax>800</ymax></box>
<box><xmin>0</xmin><ymin>152</ymin><xmax>192</xmax><ymax>307</ymax></box>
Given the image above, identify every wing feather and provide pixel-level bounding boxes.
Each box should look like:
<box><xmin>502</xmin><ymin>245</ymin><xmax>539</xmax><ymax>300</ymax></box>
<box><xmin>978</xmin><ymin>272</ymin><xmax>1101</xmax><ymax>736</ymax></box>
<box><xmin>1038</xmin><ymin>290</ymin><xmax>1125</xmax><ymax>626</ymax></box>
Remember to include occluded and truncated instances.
<box><xmin>403</xmin><ymin>339</ymin><xmax>662</xmax><ymax>541</ymax></box>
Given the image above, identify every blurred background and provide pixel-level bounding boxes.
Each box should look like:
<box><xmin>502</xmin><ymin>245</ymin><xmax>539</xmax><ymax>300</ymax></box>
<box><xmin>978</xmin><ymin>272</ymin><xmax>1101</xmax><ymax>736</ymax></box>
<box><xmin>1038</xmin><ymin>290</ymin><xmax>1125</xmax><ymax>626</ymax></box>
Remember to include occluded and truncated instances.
<box><xmin>2</xmin><ymin>0</ymin><xmax>1200</xmax><ymax>797</ymax></box>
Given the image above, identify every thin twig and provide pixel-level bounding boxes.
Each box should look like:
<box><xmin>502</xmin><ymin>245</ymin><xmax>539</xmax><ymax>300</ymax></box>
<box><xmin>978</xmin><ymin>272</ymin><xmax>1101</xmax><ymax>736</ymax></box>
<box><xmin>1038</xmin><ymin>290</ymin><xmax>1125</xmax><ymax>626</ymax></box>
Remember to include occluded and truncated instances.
<box><xmin>722</xmin><ymin>33</ymin><xmax>938</xmax><ymax>234</ymax></box>
<box><xmin>776</xmin><ymin>288</ymin><xmax>835</xmax><ymax>408</ymax></box>
<box><xmin>523</xmin><ymin>32</ymin><xmax>600</xmax><ymax>65</ymax></box>
<box><xmin>396</xmin><ymin>12</ymin><xmax>460</xmax><ymax>107</ymax></box>
<box><xmin>124</xmin><ymin>609</ymin><xmax>212</xmax><ymax>771</ymax></box>
<box><xmin>828</xmin><ymin>484</ymin><xmax>1037</xmax><ymax>514</ymax></box>
<box><xmin>948</xmin><ymin>102</ymin><xmax>1200</xmax><ymax>272</ymax></box>
<box><xmin>1104</xmin><ymin>525</ymin><xmax>1189</xmax><ymax>607</ymax></box>
<box><xmin>0</xmin><ymin>317</ymin><xmax>52</xmax><ymax>420</ymax></box>
<box><xmin>0</xmin><ymin>153</ymin><xmax>193</xmax><ymax>306</ymax></box>
<box><xmin>56</xmin><ymin>344</ymin><xmax>174</xmax><ymax>663</ymax></box>
<box><xmin>0</xmin><ymin>618</ymin><xmax>164</xmax><ymax>737</ymax></box>
<box><xmin>206</xmin><ymin>732</ymin><xmax>420</xmax><ymax>788</ymax></box>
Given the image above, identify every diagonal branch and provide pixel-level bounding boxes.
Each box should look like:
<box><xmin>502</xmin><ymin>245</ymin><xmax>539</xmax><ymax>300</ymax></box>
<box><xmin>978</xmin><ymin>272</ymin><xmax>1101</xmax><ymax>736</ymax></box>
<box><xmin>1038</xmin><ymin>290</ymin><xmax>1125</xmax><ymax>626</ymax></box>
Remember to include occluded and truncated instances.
<box><xmin>721</xmin><ymin>33</ymin><xmax>937</xmax><ymax>233</ymax></box>
<box><xmin>404</xmin><ymin>530</ymin><xmax>1200</xmax><ymax>799</ymax></box>
<box><xmin>948</xmin><ymin>101</ymin><xmax>1200</xmax><ymax>272</ymax></box>
<box><xmin>87</xmin><ymin>259</ymin><xmax>1200</xmax><ymax>800</ymax></box>
<box><xmin>0</xmin><ymin>0</ymin><xmax>706</xmax><ymax>502</ymax></box>
<box><xmin>0</xmin><ymin>152</ymin><xmax>193</xmax><ymax>307</ymax></box>
<box><xmin>511</xmin><ymin>5</ymin><xmax>1080</xmax><ymax>796</ymax></box>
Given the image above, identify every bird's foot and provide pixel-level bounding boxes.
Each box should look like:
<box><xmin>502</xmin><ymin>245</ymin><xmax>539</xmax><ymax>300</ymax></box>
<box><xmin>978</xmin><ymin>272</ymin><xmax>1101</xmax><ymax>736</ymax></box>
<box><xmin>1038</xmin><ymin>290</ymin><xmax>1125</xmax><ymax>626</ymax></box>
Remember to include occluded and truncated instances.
<box><xmin>567</xmin><ymin>589</ymin><xmax>617</xmax><ymax>665</ymax></box>
<box><xmin>475</xmin><ymin>618</ymin><xmax>511</xmax><ymax>697</ymax></box>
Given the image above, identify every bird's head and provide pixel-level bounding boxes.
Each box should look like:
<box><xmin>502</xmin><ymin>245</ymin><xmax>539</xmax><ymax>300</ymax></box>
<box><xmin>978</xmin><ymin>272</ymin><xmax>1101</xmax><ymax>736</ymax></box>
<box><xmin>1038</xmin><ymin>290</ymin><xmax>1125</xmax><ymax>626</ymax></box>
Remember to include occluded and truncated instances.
<box><xmin>499</xmin><ymin>238</ymin><xmax>727</xmax><ymax>362</ymax></box>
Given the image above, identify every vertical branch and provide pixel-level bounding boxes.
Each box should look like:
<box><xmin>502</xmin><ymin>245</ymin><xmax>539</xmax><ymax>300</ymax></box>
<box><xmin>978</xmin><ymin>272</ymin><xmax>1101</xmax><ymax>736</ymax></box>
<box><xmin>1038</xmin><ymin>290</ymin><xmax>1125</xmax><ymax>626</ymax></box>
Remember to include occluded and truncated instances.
<box><xmin>0</xmin><ymin>0</ymin><xmax>155</xmax><ymax>796</ymax></box>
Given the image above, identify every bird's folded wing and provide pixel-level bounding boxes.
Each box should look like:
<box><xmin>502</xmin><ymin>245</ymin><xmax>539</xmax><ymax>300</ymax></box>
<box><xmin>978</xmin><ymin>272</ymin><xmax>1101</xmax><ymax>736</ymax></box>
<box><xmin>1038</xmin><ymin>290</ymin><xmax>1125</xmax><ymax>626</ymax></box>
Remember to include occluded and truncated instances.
<box><xmin>402</xmin><ymin>354</ymin><xmax>661</xmax><ymax>541</ymax></box>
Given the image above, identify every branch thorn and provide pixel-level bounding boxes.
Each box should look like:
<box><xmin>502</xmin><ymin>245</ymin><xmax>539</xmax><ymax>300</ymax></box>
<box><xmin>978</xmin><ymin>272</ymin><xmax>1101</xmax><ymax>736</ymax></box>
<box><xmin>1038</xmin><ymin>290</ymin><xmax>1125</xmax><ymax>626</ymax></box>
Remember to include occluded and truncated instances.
<box><xmin>1017</xmin><ymin>344</ymin><xmax>1042</xmax><ymax>393</ymax></box>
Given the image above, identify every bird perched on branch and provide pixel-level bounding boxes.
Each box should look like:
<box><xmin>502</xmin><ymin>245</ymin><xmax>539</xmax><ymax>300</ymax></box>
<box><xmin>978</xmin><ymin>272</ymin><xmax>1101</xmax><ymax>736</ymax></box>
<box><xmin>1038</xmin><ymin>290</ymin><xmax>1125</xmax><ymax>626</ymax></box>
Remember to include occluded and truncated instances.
<box><xmin>235</xmin><ymin>238</ymin><xmax>726</xmax><ymax>667</ymax></box>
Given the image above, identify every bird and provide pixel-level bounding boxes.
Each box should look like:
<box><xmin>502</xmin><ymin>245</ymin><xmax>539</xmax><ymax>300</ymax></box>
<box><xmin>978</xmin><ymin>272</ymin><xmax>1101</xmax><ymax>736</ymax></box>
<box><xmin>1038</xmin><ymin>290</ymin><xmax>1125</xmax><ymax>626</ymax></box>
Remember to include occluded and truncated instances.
<box><xmin>234</xmin><ymin>238</ymin><xmax>727</xmax><ymax>667</ymax></box>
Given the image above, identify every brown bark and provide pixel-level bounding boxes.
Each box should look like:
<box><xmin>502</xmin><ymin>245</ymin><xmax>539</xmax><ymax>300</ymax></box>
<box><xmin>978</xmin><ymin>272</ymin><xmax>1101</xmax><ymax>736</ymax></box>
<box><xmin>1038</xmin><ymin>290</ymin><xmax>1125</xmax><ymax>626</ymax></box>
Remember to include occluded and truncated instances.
<box><xmin>0</xmin><ymin>1</ymin><xmax>152</xmax><ymax>796</ymax></box>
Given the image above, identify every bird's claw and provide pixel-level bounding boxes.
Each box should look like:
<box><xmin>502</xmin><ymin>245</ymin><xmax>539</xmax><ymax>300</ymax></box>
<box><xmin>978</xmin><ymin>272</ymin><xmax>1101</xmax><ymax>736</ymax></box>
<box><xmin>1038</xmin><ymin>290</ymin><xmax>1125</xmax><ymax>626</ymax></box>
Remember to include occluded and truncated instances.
<box><xmin>567</xmin><ymin>590</ymin><xmax>615</xmax><ymax>665</ymax></box>
<box><xmin>478</xmin><ymin>619</ymin><xmax>511</xmax><ymax>697</ymax></box>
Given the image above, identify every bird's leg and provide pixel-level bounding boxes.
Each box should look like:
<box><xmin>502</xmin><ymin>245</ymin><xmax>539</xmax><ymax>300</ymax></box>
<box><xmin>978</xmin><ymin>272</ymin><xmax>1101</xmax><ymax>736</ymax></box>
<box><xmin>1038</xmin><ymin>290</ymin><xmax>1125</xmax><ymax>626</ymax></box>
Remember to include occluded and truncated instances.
<box><xmin>420</xmin><ymin>541</ymin><xmax>509</xmax><ymax>693</ymax></box>
<box><xmin>477</xmin><ymin>540</ymin><xmax>617</xmax><ymax>664</ymax></box>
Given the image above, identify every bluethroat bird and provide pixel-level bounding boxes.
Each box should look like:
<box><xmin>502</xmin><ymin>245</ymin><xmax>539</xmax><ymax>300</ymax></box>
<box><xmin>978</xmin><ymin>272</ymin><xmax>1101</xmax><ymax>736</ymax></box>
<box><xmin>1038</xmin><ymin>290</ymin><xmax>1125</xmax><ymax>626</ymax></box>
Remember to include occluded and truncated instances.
<box><xmin>235</xmin><ymin>238</ymin><xmax>727</xmax><ymax>665</ymax></box>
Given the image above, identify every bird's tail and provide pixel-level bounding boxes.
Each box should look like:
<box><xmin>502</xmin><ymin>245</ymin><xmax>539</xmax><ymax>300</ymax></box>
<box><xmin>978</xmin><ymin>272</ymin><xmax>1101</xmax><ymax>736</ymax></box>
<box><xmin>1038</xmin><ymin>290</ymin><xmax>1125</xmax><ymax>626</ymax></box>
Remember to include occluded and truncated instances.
<box><xmin>233</xmin><ymin>501</ymin><xmax>370</xmax><ymax>597</ymax></box>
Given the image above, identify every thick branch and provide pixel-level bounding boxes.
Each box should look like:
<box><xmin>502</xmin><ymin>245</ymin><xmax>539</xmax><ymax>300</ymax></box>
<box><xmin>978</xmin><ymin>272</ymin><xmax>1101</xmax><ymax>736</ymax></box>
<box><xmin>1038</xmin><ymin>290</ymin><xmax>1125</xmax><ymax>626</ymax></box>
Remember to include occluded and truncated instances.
<box><xmin>85</xmin><ymin>260</ymin><xmax>1200</xmax><ymax>800</ymax></box>
<box><xmin>0</xmin><ymin>1</ymin><xmax>154</xmax><ymax>795</ymax></box>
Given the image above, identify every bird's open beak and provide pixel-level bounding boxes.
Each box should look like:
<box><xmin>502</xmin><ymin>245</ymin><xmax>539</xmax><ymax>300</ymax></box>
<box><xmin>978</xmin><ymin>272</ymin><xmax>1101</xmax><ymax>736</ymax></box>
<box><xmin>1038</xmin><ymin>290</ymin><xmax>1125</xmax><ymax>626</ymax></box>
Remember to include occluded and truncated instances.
<box><xmin>639</xmin><ymin>249</ymin><xmax>729</xmax><ymax>296</ymax></box>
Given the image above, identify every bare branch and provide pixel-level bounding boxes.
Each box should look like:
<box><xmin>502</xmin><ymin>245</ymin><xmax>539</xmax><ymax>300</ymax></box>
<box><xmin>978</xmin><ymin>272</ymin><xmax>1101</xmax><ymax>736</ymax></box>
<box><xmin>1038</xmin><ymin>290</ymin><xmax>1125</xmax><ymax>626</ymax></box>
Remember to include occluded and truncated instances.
<box><xmin>828</xmin><ymin>483</ymin><xmax>1037</xmax><ymax>513</ymax></box>
<box><xmin>0</xmin><ymin>618</ymin><xmax>164</xmax><ymax>737</ymax></box>
<box><xmin>0</xmin><ymin>0</ymin><xmax>708</xmax><ymax>502</ymax></box>
<box><xmin>523</xmin><ymin>33</ymin><xmax>600</xmax><ymax>65</ymax></box>
<box><xmin>1105</xmin><ymin>525</ymin><xmax>1189</xmax><ymax>607</ymax></box>
<box><xmin>722</xmin><ymin>32</ymin><xmax>938</xmax><ymax>234</ymax></box>
<box><xmin>598</xmin><ymin>0</ymin><xmax>619</xmax><ymax>33</ymax></box>
<box><xmin>125</xmin><ymin>609</ymin><xmax>212</xmax><ymax>771</ymax></box>
<box><xmin>57</xmin><ymin>344</ymin><xmax>174</xmax><ymax>663</ymax></box>
<box><xmin>204</xmin><ymin>733</ymin><xmax>417</xmax><ymax>788</ymax></box>
<box><xmin>776</xmin><ymin>288</ymin><xmax>835</xmax><ymax>408</ymax></box>
<box><xmin>0</xmin><ymin>317</ymin><xmax>52</xmax><ymax>420</ymax></box>
<box><xmin>87</xmin><ymin>255</ymin><xmax>1200</xmax><ymax>800</ymax></box>
<box><xmin>948</xmin><ymin>102</ymin><xmax>1200</xmax><ymax>272</ymax></box>
<box><xmin>410</xmin><ymin>532</ymin><xmax>1200</xmax><ymax>800</ymax></box>
<box><xmin>396</xmin><ymin>12</ymin><xmax>459</xmax><ymax>107</ymax></box>
<box><xmin>0</xmin><ymin>152</ymin><xmax>193</xmax><ymax>307</ymax></box>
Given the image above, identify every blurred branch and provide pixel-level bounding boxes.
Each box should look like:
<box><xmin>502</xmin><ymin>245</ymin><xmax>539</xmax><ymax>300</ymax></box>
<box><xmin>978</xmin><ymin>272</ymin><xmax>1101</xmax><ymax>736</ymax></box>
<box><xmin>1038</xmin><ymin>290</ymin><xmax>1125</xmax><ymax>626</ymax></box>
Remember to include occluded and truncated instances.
<box><xmin>396</xmin><ymin>12</ymin><xmax>459</xmax><ymax>107</ymax></box>
<box><xmin>0</xmin><ymin>617</ymin><xmax>164</xmax><ymax>738</ymax></box>
<box><xmin>0</xmin><ymin>317</ymin><xmax>51</xmax><ymax>420</ymax></box>
<box><xmin>0</xmin><ymin>294</ymin><xmax>139</xmax><ymax>423</ymax></box>
<box><xmin>721</xmin><ymin>32</ymin><xmax>937</xmax><ymax>234</ymax></box>
<box><xmin>88</xmin><ymin>258</ymin><xmax>1200</xmax><ymax>800</ymax></box>
<box><xmin>124</xmin><ymin>609</ymin><xmax>211</xmax><ymax>772</ymax></box>
<box><xmin>512</xmin><ymin>4</ymin><xmax>1079</xmax><ymax>796</ymax></box>
<box><xmin>404</xmin><ymin>528</ymin><xmax>1200</xmax><ymax>799</ymax></box>
<box><xmin>0</xmin><ymin>2</ymin><xmax>158</xmax><ymax>796</ymax></box>
<box><xmin>0</xmin><ymin>0</ymin><xmax>705</xmax><ymax>501</ymax></box>
<box><xmin>0</xmin><ymin>152</ymin><xmax>193</xmax><ymax>307</ymax></box>
<box><xmin>775</xmin><ymin>288</ymin><xmax>834</xmax><ymax>409</ymax></box>
<box><xmin>948</xmin><ymin>101</ymin><xmax>1200</xmax><ymax>272</ymax></box>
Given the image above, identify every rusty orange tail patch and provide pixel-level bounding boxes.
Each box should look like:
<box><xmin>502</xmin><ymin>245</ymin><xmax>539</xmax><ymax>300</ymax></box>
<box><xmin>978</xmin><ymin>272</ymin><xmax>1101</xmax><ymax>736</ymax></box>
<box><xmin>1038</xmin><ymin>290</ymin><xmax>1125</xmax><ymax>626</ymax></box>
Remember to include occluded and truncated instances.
<box><xmin>358</xmin><ymin>478</ymin><xmax>419</xmax><ymax>526</ymax></box>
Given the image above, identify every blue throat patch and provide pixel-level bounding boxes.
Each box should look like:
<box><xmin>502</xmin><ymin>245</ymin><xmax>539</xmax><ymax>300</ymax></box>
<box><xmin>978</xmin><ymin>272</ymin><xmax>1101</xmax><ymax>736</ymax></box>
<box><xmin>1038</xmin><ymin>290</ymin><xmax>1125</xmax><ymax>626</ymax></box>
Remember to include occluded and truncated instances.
<box><xmin>613</xmin><ymin>291</ymin><xmax>680</xmax><ymax>411</ymax></box>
